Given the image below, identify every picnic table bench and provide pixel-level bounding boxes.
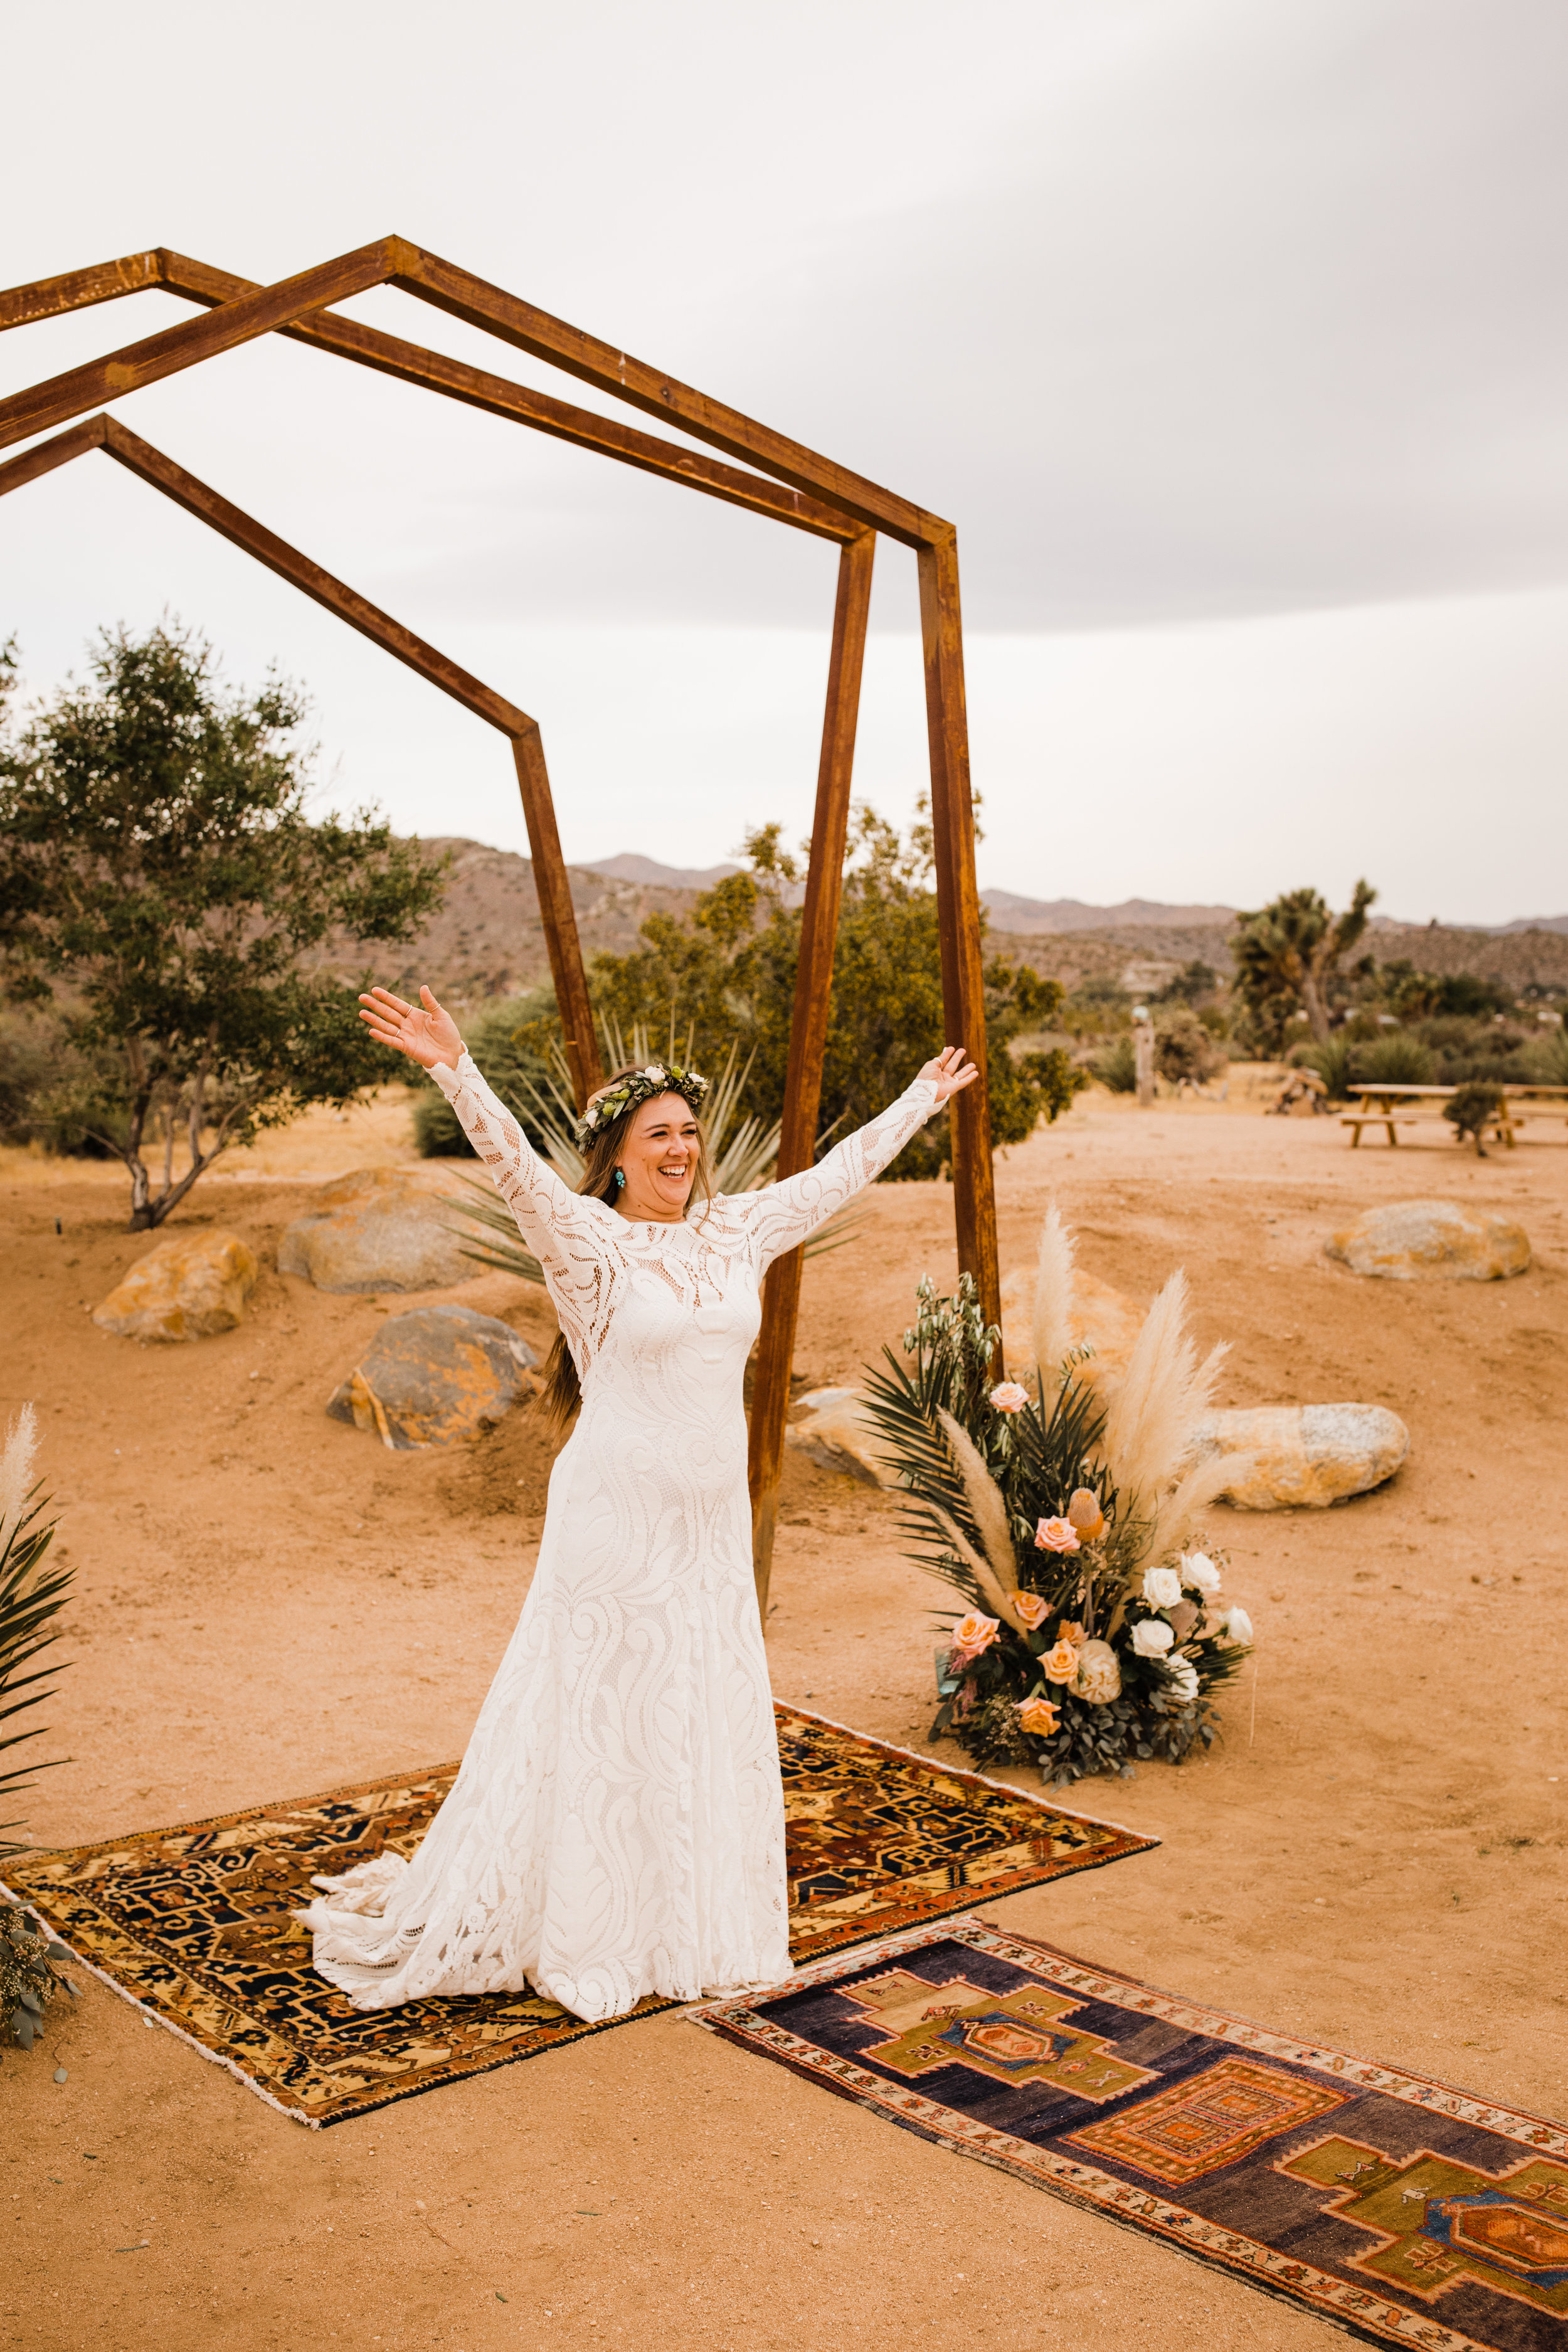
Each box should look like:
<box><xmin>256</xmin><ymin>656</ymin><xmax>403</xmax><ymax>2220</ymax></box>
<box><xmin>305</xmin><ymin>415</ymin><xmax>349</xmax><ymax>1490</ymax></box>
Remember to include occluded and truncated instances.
<box><xmin>1343</xmin><ymin>1082</ymin><xmax>1568</xmax><ymax>1150</ymax></box>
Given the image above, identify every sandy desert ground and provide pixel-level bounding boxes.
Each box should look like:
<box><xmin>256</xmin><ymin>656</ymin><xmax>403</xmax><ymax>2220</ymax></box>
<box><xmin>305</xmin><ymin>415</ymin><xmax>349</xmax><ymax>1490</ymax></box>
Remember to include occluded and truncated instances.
<box><xmin>3</xmin><ymin>1077</ymin><xmax>1565</xmax><ymax>2352</ymax></box>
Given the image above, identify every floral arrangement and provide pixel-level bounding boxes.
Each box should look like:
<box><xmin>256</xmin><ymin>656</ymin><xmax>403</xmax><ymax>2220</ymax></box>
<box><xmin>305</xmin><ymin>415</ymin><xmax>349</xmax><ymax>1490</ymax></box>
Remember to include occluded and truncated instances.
<box><xmin>861</xmin><ymin>1211</ymin><xmax>1254</xmax><ymax>1785</ymax></box>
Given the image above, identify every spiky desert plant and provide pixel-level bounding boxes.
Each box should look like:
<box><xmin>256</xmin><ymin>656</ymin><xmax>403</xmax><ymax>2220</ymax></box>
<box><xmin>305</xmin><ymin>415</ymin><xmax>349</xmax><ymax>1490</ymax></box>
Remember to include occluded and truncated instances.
<box><xmin>449</xmin><ymin>1025</ymin><xmax>866</xmax><ymax>1285</ymax></box>
<box><xmin>0</xmin><ymin>1405</ymin><xmax>72</xmax><ymax>1863</ymax></box>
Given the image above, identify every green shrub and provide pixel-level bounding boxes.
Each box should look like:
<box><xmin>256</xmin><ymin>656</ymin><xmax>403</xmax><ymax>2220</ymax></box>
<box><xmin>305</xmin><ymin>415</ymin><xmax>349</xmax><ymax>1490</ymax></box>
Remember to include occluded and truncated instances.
<box><xmin>1154</xmin><ymin>1009</ymin><xmax>1225</xmax><ymax>1085</ymax></box>
<box><xmin>1357</xmin><ymin>1032</ymin><xmax>1436</xmax><ymax>1086</ymax></box>
<box><xmin>1295</xmin><ymin>1036</ymin><xmax>1357</xmax><ymax>1099</ymax></box>
<box><xmin>1444</xmin><ymin>1083</ymin><xmax>1503</xmax><ymax>1148</ymax></box>
<box><xmin>1523</xmin><ymin>1024</ymin><xmax>1568</xmax><ymax>1086</ymax></box>
<box><xmin>1092</xmin><ymin>1036</ymin><xmax>1138</xmax><ymax>1093</ymax></box>
<box><xmin>412</xmin><ymin>991</ymin><xmax>556</xmax><ymax>1157</ymax></box>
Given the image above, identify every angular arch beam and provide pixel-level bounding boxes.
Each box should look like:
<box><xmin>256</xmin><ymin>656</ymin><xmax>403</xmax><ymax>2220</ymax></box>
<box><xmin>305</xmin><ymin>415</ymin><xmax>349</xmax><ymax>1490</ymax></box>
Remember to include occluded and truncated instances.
<box><xmin>0</xmin><ymin>412</ymin><xmax>601</xmax><ymax>1107</ymax></box>
<box><xmin>0</xmin><ymin>237</ymin><xmax>1002</xmax><ymax>1617</ymax></box>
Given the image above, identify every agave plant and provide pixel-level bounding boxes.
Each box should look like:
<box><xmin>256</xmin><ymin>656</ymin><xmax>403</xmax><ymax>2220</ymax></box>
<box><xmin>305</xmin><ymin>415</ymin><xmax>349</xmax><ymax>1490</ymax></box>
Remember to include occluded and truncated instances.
<box><xmin>449</xmin><ymin>1019</ymin><xmax>866</xmax><ymax>1284</ymax></box>
<box><xmin>1</xmin><ymin>1405</ymin><xmax>72</xmax><ymax>1862</ymax></box>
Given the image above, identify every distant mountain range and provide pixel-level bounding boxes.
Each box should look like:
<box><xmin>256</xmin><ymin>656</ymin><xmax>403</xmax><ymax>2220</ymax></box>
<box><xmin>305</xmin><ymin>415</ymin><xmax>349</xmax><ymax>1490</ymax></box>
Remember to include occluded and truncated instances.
<box><xmin>580</xmin><ymin>855</ymin><xmax>1566</xmax><ymax>938</ymax></box>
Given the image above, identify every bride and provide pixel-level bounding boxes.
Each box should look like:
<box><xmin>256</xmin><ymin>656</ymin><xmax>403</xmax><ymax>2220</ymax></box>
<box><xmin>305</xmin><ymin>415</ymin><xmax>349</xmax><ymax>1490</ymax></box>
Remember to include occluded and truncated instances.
<box><xmin>303</xmin><ymin>983</ymin><xmax>978</xmax><ymax>2022</ymax></box>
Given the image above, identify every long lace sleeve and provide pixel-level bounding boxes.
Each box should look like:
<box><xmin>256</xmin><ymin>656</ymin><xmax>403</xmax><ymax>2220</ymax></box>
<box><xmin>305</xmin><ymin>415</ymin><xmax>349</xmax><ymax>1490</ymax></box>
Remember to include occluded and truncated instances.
<box><xmin>429</xmin><ymin>1051</ymin><xmax>601</xmax><ymax>1271</ymax></box>
<box><xmin>734</xmin><ymin>1078</ymin><xmax>941</xmax><ymax>1271</ymax></box>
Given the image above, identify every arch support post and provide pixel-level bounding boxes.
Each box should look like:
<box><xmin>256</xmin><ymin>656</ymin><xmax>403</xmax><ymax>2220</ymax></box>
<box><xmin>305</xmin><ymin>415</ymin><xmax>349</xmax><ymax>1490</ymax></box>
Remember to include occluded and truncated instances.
<box><xmin>748</xmin><ymin>529</ymin><xmax>876</xmax><ymax>1624</ymax></box>
<box><xmin>510</xmin><ymin>729</ymin><xmax>602</xmax><ymax>1109</ymax></box>
<box><xmin>918</xmin><ymin>528</ymin><xmax>1002</xmax><ymax>1353</ymax></box>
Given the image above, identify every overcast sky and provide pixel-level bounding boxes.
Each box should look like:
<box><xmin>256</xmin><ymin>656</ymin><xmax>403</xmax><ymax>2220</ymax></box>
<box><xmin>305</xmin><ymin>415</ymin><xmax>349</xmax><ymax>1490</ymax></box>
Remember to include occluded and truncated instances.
<box><xmin>4</xmin><ymin>0</ymin><xmax>1566</xmax><ymax>921</ymax></box>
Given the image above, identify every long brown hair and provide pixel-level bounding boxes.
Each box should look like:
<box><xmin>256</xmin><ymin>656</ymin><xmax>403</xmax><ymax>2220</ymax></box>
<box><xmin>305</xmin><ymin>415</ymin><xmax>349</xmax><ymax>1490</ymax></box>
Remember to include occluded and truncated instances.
<box><xmin>536</xmin><ymin>1069</ymin><xmax>712</xmax><ymax>1431</ymax></box>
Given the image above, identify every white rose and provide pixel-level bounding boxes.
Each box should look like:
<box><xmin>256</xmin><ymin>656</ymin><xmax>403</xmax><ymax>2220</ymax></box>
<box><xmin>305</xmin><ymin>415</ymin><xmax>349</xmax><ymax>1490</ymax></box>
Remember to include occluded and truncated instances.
<box><xmin>1074</xmin><ymin>1638</ymin><xmax>1121</xmax><ymax>1703</ymax></box>
<box><xmin>1182</xmin><ymin>1553</ymin><xmax>1222</xmax><ymax>1594</ymax></box>
<box><xmin>1142</xmin><ymin>1565</ymin><xmax>1183</xmax><ymax>1610</ymax></box>
<box><xmin>1222</xmin><ymin>1606</ymin><xmax>1254</xmax><ymax>1645</ymax></box>
<box><xmin>644</xmin><ymin>1064</ymin><xmax>667</xmax><ymax>1083</ymax></box>
<box><xmin>1165</xmin><ymin>1658</ymin><xmax>1199</xmax><ymax>1703</ymax></box>
<box><xmin>1131</xmin><ymin>1619</ymin><xmax>1173</xmax><ymax>1657</ymax></box>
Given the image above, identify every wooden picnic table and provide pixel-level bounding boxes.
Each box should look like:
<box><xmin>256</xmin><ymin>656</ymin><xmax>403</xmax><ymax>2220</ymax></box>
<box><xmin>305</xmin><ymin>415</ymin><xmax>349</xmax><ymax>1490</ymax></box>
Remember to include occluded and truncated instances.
<box><xmin>1343</xmin><ymin>1081</ymin><xmax>1568</xmax><ymax>1149</ymax></box>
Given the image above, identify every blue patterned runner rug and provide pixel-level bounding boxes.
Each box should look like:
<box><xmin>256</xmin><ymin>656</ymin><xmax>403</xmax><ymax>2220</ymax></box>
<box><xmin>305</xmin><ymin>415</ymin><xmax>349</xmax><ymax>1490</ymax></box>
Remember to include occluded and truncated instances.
<box><xmin>694</xmin><ymin>1917</ymin><xmax>1568</xmax><ymax>2351</ymax></box>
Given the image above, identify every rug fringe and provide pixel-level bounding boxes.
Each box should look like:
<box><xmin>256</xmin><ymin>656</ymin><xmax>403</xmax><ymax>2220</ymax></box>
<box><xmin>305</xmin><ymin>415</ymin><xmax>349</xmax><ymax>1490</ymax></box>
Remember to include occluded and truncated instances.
<box><xmin>0</xmin><ymin>1880</ymin><xmax>319</xmax><ymax>2127</ymax></box>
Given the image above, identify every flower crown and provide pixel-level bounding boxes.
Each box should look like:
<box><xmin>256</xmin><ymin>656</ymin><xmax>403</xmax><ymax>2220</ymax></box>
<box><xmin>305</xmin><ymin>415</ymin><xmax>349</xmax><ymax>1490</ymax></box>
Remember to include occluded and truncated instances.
<box><xmin>575</xmin><ymin>1062</ymin><xmax>709</xmax><ymax>1150</ymax></box>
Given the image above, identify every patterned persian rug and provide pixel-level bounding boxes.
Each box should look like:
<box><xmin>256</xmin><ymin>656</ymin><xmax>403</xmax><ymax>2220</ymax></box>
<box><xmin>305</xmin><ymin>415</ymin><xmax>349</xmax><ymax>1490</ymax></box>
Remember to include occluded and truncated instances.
<box><xmin>696</xmin><ymin>1917</ymin><xmax>1568</xmax><ymax>2352</ymax></box>
<box><xmin>0</xmin><ymin>1704</ymin><xmax>1151</xmax><ymax>2127</ymax></box>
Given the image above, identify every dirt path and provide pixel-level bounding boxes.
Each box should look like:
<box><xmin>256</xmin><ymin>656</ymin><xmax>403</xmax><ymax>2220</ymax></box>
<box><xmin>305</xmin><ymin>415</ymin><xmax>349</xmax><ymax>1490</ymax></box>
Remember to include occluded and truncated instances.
<box><xmin>4</xmin><ymin>1088</ymin><xmax>1565</xmax><ymax>2350</ymax></box>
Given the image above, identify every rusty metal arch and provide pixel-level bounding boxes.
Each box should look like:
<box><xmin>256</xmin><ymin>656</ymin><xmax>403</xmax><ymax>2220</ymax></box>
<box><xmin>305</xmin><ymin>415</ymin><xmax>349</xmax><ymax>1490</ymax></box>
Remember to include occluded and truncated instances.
<box><xmin>0</xmin><ymin>238</ymin><xmax>999</xmax><ymax>1613</ymax></box>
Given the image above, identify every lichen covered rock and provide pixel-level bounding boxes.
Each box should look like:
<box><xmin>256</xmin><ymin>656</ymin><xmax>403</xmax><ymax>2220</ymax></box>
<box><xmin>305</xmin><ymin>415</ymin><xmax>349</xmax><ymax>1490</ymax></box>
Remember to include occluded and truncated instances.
<box><xmin>93</xmin><ymin>1228</ymin><xmax>259</xmax><ymax>1342</ymax></box>
<box><xmin>327</xmin><ymin>1306</ymin><xmax>538</xmax><ymax>1449</ymax></box>
<box><xmin>279</xmin><ymin>1167</ymin><xmax>477</xmax><ymax>1295</ymax></box>
<box><xmin>1190</xmin><ymin>1402</ymin><xmax>1410</xmax><ymax>1510</ymax></box>
<box><xmin>1325</xmin><ymin>1199</ymin><xmax>1530</xmax><ymax>1282</ymax></box>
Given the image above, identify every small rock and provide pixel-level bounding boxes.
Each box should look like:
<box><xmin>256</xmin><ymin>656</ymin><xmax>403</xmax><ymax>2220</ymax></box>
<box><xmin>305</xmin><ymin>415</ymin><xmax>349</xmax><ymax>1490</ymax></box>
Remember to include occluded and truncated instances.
<box><xmin>784</xmin><ymin>1389</ymin><xmax>894</xmax><ymax>1488</ymax></box>
<box><xmin>1191</xmin><ymin>1403</ymin><xmax>1410</xmax><ymax>1510</ymax></box>
<box><xmin>999</xmin><ymin>1264</ymin><xmax>1140</xmax><ymax>1395</ymax></box>
<box><xmin>1325</xmin><ymin>1199</ymin><xmax>1530</xmax><ymax>1282</ymax></box>
<box><xmin>278</xmin><ymin>1167</ymin><xmax>479</xmax><ymax>1295</ymax></box>
<box><xmin>327</xmin><ymin>1305</ymin><xmax>538</xmax><ymax>1450</ymax></box>
<box><xmin>93</xmin><ymin>1229</ymin><xmax>259</xmax><ymax>1342</ymax></box>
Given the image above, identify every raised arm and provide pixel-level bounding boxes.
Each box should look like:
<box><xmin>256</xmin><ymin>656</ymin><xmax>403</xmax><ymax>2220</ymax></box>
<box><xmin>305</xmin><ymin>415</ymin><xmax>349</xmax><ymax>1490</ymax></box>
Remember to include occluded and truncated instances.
<box><xmin>737</xmin><ymin>1046</ymin><xmax>979</xmax><ymax>1271</ymax></box>
<box><xmin>357</xmin><ymin>986</ymin><xmax>596</xmax><ymax>1265</ymax></box>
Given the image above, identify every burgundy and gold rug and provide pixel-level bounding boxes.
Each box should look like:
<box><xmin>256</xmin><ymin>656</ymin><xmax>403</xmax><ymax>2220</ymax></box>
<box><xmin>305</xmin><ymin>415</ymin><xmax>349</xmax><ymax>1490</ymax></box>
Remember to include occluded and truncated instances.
<box><xmin>696</xmin><ymin>1917</ymin><xmax>1568</xmax><ymax>2352</ymax></box>
<box><xmin>0</xmin><ymin>1705</ymin><xmax>1152</xmax><ymax>2126</ymax></box>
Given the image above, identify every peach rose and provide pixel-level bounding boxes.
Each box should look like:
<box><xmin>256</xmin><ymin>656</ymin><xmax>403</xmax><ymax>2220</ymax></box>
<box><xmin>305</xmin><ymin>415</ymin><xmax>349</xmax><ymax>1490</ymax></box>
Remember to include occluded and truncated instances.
<box><xmin>1066</xmin><ymin>1487</ymin><xmax>1106</xmax><ymax>1542</ymax></box>
<box><xmin>1042</xmin><ymin>1639</ymin><xmax>1081</xmax><ymax>1685</ymax></box>
<box><xmin>1010</xmin><ymin>1590</ymin><xmax>1049</xmax><ymax>1630</ymax></box>
<box><xmin>1057</xmin><ymin>1620</ymin><xmax>1087</xmax><ymax>1646</ymax></box>
<box><xmin>1034</xmin><ymin>1516</ymin><xmax>1081</xmax><ymax>1554</ymax></box>
<box><xmin>989</xmin><ymin>1381</ymin><xmax>1030</xmax><ymax>1414</ymax></box>
<box><xmin>950</xmin><ymin>1611</ymin><xmax>1000</xmax><ymax>1664</ymax></box>
<box><xmin>1017</xmin><ymin>1695</ymin><xmax>1061</xmax><ymax>1737</ymax></box>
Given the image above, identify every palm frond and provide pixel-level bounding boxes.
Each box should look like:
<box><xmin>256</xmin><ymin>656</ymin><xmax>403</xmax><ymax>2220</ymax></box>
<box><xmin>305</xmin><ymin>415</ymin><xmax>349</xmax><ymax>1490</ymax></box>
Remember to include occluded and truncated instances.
<box><xmin>0</xmin><ymin>1456</ymin><xmax>71</xmax><ymax>1857</ymax></box>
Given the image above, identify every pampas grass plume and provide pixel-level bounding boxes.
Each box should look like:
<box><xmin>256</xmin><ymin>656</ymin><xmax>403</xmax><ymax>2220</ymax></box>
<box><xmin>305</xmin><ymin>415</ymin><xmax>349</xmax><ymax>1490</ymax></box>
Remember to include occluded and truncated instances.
<box><xmin>1031</xmin><ymin>1206</ymin><xmax>1076</xmax><ymax>1392</ymax></box>
<box><xmin>934</xmin><ymin>1407</ymin><xmax>1025</xmax><ymax>1633</ymax></box>
<box><xmin>0</xmin><ymin>1402</ymin><xmax>38</xmax><ymax>1549</ymax></box>
<box><xmin>1102</xmin><ymin>1271</ymin><xmax>1226</xmax><ymax>1514</ymax></box>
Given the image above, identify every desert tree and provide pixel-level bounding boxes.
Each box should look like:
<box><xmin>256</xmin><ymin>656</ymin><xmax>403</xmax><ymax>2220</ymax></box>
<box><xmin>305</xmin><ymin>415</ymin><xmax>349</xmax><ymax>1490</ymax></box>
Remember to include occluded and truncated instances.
<box><xmin>1230</xmin><ymin>880</ymin><xmax>1377</xmax><ymax>1050</ymax></box>
<box><xmin>0</xmin><ymin>622</ymin><xmax>447</xmax><ymax>1229</ymax></box>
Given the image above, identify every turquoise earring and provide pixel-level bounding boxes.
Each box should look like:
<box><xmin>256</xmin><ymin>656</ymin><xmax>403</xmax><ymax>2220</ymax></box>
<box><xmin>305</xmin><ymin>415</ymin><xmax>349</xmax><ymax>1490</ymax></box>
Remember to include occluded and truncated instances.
<box><xmin>614</xmin><ymin>1168</ymin><xmax>626</xmax><ymax>1190</ymax></box>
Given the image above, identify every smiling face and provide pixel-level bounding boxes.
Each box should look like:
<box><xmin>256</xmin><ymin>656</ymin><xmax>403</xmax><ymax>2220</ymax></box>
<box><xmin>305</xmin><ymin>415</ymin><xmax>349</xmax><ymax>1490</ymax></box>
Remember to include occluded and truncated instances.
<box><xmin>615</xmin><ymin>1091</ymin><xmax>703</xmax><ymax>1222</ymax></box>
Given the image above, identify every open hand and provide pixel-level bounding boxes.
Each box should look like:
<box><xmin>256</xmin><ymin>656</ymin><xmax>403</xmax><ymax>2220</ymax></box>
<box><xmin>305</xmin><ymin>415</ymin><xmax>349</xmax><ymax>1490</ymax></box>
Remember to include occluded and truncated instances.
<box><xmin>358</xmin><ymin>985</ymin><xmax>464</xmax><ymax>1073</ymax></box>
<box><xmin>917</xmin><ymin>1045</ymin><xmax>981</xmax><ymax>1106</ymax></box>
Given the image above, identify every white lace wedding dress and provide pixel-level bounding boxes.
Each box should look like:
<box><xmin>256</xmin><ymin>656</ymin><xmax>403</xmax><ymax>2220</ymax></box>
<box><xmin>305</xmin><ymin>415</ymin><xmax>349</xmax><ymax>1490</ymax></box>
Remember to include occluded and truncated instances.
<box><xmin>303</xmin><ymin>1051</ymin><xmax>938</xmax><ymax>2023</ymax></box>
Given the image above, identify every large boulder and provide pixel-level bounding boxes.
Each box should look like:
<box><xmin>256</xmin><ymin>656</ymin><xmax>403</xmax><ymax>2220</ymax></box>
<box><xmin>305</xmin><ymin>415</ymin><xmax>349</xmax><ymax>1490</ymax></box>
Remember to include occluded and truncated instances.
<box><xmin>1190</xmin><ymin>1403</ymin><xmax>1410</xmax><ymax>1510</ymax></box>
<box><xmin>784</xmin><ymin>1388</ymin><xmax>896</xmax><ymax>1488</ymax></box>
<box><xmin>93</xmin><ymin>1228</ymin><xmax>259</xmax><ymax>1342</ymax></box>
<box><xmin>1325</xmin><ymin>1199</ymin><xmax>1530</xmax><ymax>1282</ymax></box>
<box><xmin>279</xmin><ymin>1167</ymin><xmax>480</xmax><ymax>1294</ymax></box>
<box><xmin>999</xmin><ymin>1264</ymin><xmax>1140</xmax><ymax>1396</ymax></box>
<box><xmin>327</xmin><ymin>1306</ymin><xmax>538</xmax><ymax>1451</ymax></box>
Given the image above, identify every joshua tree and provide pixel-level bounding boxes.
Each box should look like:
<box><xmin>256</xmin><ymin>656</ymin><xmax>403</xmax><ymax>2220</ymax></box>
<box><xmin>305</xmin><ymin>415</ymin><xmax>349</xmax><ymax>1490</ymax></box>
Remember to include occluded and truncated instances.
<box><xmin>1231</xmin><ymin>881</ymin><xmax>1376</xmax><ymax>1049</ymax></box>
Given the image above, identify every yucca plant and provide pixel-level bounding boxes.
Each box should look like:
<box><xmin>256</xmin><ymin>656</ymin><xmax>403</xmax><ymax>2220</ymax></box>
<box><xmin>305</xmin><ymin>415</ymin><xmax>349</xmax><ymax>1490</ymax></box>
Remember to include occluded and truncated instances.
<box><xmin>0</xmin><ymin>1404</ymin><xmax>80</xmax><ymax>2054</ymax></box>
<box><xmin>449</xmin><ymin>1017</ymin><xmax>866</xmax><ymax>1284</ymax></box>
